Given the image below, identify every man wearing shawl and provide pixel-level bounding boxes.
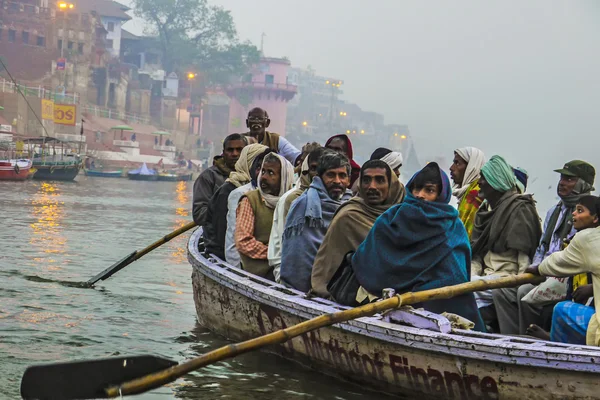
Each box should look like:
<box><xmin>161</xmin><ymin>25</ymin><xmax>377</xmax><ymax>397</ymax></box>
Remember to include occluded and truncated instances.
<box><xmin>493</xmin><ymin>160</ymin><xmax>595</xmax><ymax>334</ymax></box>
<box><xmin>280</xmin><ymin>151</ymin><xmax>353</xmax><ymax>292</ymax></box>
<box><xmin>244</xmin><ymin>107</ymin><xmax>301</xmax><ymax>165</ymax></box>
<box><xmin>235</xmin><ymin>153</ymin><xmax>294</xmax><ymax>279</ymax></box>
<box><xmin>325</xmin><ymin>134</ymin><xmax>361</xmax><ymax>187</ymax></box>
<box><xmin>450</xmin><ymin>147</ymin><xmax>486</xmax><ymax>238</ymax></box>
<box><xmin>193</xmin><ymin>134</ymin><xmax>246</xmax><ymax>225</ymax></box>
<box><xmin>311</xmin><ymin>160</ymin><xmax>405</xmax><ymax>298</ymax></box>
<box><xmin>351</xmin><ymin>162</ymin><xmax>485</xmax><ymax>331</ymax></box>
<box><xmin>469</xmin><ymin>155</ymin><xmax>542</xmax><ymax>328</ymax></box>
<box><xmin>270</xmin><ymin>147</ymin><xmax>325</xmax><ymax>283</ymax></box>
<box><xmin>370</xmin><ymin>147</ymin><xmax>403</xmax><ymax>177</ymax></box>
<box><xmin>203</xmin><ymin>143</ymin><xmax>268</xmax><ymax>260</ymax></box>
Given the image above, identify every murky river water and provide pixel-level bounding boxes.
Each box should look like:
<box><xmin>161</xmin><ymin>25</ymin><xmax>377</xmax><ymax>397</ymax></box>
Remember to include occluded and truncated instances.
<box><xmin>0</xmin><ymin>178</ymin><xmax>379</xmax><ymax>399</ymax></box>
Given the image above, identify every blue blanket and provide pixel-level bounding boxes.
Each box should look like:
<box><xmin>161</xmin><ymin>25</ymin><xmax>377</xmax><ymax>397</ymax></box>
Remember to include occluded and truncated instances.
<box><xmin>352</xmin><ymin>164</ymin><xmax>485</xmax><ymax>331</ymax></box>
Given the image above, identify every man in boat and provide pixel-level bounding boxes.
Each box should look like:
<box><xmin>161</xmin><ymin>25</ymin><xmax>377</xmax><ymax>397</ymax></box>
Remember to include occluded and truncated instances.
<box><xmin>203</xmin><ymin>143</ymin><xmax>269</xmax><ymax>261</ymax></box>
<box><xmin>526</xmin><ymin>195</ymin><xmax>600</xmax><ymax>347</ymax></box>
<box><xmin>493</xmin><ymin>160</ymin><xmax>595</xmax><ymax>335</ymax></box>
<box><xmin>311</xmin><ymin>160</ymin><xmax>405</xmax><ymax>298</ymax></box>
<box><xmin>244</xmin><ymin>107</ymin><xmax>301</xmax><ymax>165</ymax></box>
<box><xmin>449</xmin><ymin>147</ymin><xmax>486</xmax><ymax>239</ymax></box>
<box><xmin>370</xmin><ymin>147</ymin><xmax>403</xmax><ymax>177</ymax></box>
<box><xmin>325</xmin><ymin>134</ymin><xmax>361</xmax><ymax>187</ymax></box>
<box><xmin>526</xmin><ymin>195</ymin><xmax>598</xmax><ymax>344</ymax></box>
<box><xmin>469</xmin><ymin>155</ymin><xmax>542</xmax><ymax>329</ymax></box>
<box><xmin>279</xmin><ymin>151</ymin><xmax>352</xmax><ymax>293</ymax></box>
<box><xmin>270</xmin><ymin>145</ymin><xmax>325</xmax><ymax>283</ymax></box>
<box><xmin>349</xmin><ymin>162</ymin><xmax>485</xmax><ymax>331</ymax></box>
<box><xmin>192</xmin><ymin>134</ymin><xmax>247</xmax><ymax>226</ymax></box>
<box><xmin>235</xmin><ymin>153</ymin><xmax>295</xmax><ymax>279</ymax></box>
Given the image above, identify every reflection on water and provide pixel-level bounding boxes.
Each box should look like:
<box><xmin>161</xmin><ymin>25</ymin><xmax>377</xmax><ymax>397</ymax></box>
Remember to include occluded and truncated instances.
<box><xmin>172</xmin><ymin>181</ymin><xmax>190</xmax><ymax>263</ymax></box>
<box><xmin>29</xmin><ymin>182</ymin><xmax>66</xmax><ymax>270</ymax></box>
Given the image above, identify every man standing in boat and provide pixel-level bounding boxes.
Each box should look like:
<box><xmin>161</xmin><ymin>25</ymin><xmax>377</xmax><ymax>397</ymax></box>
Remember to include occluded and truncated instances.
<box><xmin>279</xmin><ymin>151</ymin><xmax>353</xmax><ymax>293</ymax></box>
<box><xmin>493</xmin><ymin>160</ymin><xmax>595</xmax><ymax>335</ymax></box>
<box><xmin>244</xmin><ymin>107</ymin><xmax>301</xmax><ymax>165</ymax></box>
<box><xmin>235</xmin><ymin>153</ymin><xmax>295</xmax><ymax>279</ymax></box>
<box><xmin>311</xmin><ymin>160</ymin><xmax>405</xmax><ymax>298</ymax></box>
<box><xmin>192</xmin><ymin>134</ymin><xmax>247</xmax><ymax>226</ymax></box>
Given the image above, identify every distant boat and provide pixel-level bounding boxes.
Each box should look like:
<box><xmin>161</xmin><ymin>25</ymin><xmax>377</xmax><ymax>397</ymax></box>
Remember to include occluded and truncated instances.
<box><xmin>0</xmin><ymin>159</ymin><xmax>34</xmax><ymax>181</ymax></box>
<box><xmin>83</xmin><ymin>168</ymin><xmax>124</xmax><ymax>178</ymax></box>
<box><xmin>157</xmin><ymin>172</ymin><xmax>193</xmax><ymax>182</ymax></box>
<box><xmin>127</xmin><ymin>163</ymin><xmax>158</xmax><ymax>181</ymax></box>
<box><xmin>25</xmin><ymin>137</ymin><xmax>82</xmax><ymax>182</ymax></box>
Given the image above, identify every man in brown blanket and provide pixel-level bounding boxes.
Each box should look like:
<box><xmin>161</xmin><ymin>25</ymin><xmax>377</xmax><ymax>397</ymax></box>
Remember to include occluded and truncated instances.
<box><xmin>311</xmin><ymin>160</ymin><xmax>405</xmax><ymax>297</ymax></box>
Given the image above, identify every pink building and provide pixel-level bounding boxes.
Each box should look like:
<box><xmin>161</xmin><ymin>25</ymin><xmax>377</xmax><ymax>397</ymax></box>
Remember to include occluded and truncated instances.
<box><xmin>226</xmin><ymin>57</ymin><xmax>297</xmax><ymax>135</ymax></box>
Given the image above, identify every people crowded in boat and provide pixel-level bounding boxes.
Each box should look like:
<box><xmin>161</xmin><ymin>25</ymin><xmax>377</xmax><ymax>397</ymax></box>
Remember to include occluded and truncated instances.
<box><xmin>194</xmin><ymin>106</ymin><xmax>599</xmax><ymax>344</ymax></box>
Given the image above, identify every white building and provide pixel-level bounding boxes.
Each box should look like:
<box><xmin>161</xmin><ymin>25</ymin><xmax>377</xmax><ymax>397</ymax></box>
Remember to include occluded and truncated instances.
<box><xmin>79</xmin><ymin>0</ymin><xmax>131</xmax><ymax>58</ymax></box>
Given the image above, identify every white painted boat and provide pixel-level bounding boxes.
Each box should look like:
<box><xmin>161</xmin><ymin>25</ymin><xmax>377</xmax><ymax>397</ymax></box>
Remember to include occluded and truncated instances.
<box><xmin>188</xmin><ymin>228</ymin><xmax>600</xmax><ymax>399</ymax></box>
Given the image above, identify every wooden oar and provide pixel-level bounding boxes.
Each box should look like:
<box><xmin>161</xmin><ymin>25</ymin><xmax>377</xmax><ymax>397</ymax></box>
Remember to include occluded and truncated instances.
<box><xmin>84</xmin><ymin>221</ymin><xmax>197</xmax><ymax>287</ymax></box>
<box><xmin>21</xmin><ymin>273</ymin><xmax>542</xmax><ymax>399</ymax></box>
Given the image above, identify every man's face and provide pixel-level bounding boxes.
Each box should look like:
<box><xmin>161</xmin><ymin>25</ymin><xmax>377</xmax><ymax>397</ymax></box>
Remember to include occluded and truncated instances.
<box><xmin>449</xmin><ymin>153</ymin><xmax>467</xmax><ymax>186</ymax></box>
<box><xmin>246</xmin><ymin>110</ymin><xmax>268</xmax><ymax>137</ymax></box>
<box><xmin>558</xmin><ymin>174</ymin><xmax>578</xmax><ymax>197</ymax></box>
<box><xmin>308</xmin><ymin>159</ymin><xmax>319</xmax><ymax>180</ymax></box>
<box><xmin>260</xmin><ymin>160</ymin><xmax>281</xmax><ymax>195</ymax></box>
<box><xmin>572</xmin><ymin>204</ymin><xmax>599</xmax><ymax>231</ymax></box>
<box><xmin>322</xmin><ymin>166</ymin><xmax>350</xmax><ymax>200</ymax></box>
<box><xmin>478</xmin><ymin>173</ymin><xmax>494</xmax><ymax>200</ymax></box>
<box><xmin>361</xmin><ymin>168</ymin><xmax>390</xmax><ymax>205</ymax></box>
<box><xmin>326</xmin><ymin>138</ymin><xmax>348</xmax><ymax>157</ymax></box>
<box><xmin>411</xmin><ymin>184</ymin><xmax>439</xmax><ymax>202</ymax></box>
<box><xmin>250</xmin><ymin>155</ymin><xmax>265</xmax><ymax>181</ymax></box>
<box><xmin>222</xmin><ymin>139</ymin><xmax>246</xmax><ymax>169</ymax></box>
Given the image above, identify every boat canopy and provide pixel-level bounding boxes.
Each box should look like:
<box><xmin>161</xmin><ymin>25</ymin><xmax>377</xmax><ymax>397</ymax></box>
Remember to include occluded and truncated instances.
<box><xmin>129</xmin><ymin>163</ymin><xmax>157</xmax><ymax>175</ymax></box>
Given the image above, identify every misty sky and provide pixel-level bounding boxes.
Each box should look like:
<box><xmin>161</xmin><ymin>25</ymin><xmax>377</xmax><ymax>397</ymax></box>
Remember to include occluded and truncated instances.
<box><xmin>124</xmin><ymin>0</ymin><xmax>600</xmax><ymax>213</ymax></box>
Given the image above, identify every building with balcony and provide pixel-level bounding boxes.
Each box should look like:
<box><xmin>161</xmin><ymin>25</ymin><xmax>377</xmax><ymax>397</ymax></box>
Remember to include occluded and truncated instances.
<box><xmin>226</xmin><ymin>57</ymin><xmax>297</xmax><ymax>136</ymax></box>
<box><xmin>77</xmin><ymin>0</ymin><xmax>130</xmax><ymax>59</ymax></box>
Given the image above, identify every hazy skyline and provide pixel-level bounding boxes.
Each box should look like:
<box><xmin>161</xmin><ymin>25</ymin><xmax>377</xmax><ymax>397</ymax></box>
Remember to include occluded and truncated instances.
<box><xmin>123</xmin><ymin>0</ymin><xmax>600</xmax><ymax>212</ymax></box>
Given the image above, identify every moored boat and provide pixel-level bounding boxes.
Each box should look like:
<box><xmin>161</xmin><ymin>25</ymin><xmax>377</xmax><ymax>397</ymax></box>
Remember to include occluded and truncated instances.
<box><xmin>0</xmin><ymin>159</ymin><xmax>33</xmax><ymax>181</ymax></box>
<box><xmin>83</xmin><ymin>168</ymin><xmax>124</xmax><ymax>178</ymax></box>
<box><xmin>32</xmin><ymin>157</ymin><xmax>81</xmax><ymax>181</ymax></box>
<box><xmin>157</xmin><ymin>172</ymin><xmax>193</xmax><ymax>182</ymax></box>
<box><xmin>127</xmin><ymin>163</ymin><xmax>158</xmax><ymax>181</ymax></box>
<box><xmin>188</xmin><ymin>227</ymin><xmax>600</xmax><ymax>399</ymax></box>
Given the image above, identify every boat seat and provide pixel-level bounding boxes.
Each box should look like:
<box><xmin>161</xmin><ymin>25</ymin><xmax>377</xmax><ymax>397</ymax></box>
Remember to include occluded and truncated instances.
<box><xmin>384</xmin><ymin>307</ymin><xmax>452</xmax><ymax>333</ymax></box>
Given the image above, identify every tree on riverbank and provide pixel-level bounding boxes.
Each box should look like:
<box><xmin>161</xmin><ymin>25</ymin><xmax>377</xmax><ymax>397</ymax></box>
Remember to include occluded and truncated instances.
<box><xmin>132</xmin><ymin>0</ymin><xmax>260</xmax><ymax>87</ymax></box>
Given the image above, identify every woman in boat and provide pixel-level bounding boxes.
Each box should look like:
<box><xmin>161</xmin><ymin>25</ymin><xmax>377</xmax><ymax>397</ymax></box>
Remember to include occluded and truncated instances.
<box><xmin>526</xmin><ymin>195</ymin><xmax>600</xmax><ymax>345</ymax></box>
<box><xmin>351</xmin><ymin>162</ymin><xmax>486</xmax><ymax>332</ymax></box>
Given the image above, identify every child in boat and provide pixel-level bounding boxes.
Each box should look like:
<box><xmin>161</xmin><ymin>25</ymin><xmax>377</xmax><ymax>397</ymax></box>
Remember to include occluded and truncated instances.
<box><xmin>350</xmin><ymin>162</ymin><xmax>486</xmax><ymax>332</ymax></box>
<box><xmin>526</xmin><ymin>195</ymin><xmax>600</xmax><ymax>344</ymax></box>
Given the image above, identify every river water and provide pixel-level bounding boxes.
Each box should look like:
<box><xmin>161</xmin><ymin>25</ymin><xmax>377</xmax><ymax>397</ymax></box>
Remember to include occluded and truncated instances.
<box><xmin>0</xmin><ymin>178</ymin><xmax>379</xmax><ymax>399</ymax></box>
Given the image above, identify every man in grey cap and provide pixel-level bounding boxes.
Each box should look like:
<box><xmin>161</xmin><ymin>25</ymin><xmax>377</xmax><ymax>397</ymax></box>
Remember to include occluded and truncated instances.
<box><xmin>492</xmin><ymin>160</ymin><xmax>596</xmax><ymax>334</ymax></box>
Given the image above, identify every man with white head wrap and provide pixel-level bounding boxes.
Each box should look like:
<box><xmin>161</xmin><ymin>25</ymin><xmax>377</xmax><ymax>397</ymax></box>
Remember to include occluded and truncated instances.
<box><xmin>234</xmin><ymin>153</ymin><xmax>294</xmax><ymax>279</ymax></box>
<box><xmin>450</xmin><ymin>147</ymin><xmax>486</xmax><ymax>238</ymax></box>
<box><xmin>370</xmin><ymin>147</ymin><xmax>403</xmax><ymax>177</ymax></box>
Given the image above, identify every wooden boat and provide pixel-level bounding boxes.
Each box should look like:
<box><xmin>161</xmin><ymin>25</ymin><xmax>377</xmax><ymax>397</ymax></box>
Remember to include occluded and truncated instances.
<box><xmin>83</xmin><ymin>168</ymin><xmax>124</xmax><ymax>178</ymax></box>
<box><xmin>157</xmin><ymin>172</ymin><xmax>193</xmax><ymax>182</ymax></box>
<box><xmin>188</xmin><ymin>228</ymin><xmax>600</xmax><ymax>399</ymax></box>
<box><xmin>24</xmin><ymin>137</ymin><xmax>82</xmax><ymax>181</ymax></box>
<box><xmin>0</xmin><ymin>159</ymin><xmax>34</xmax><ymax>181</ymax></box>
<box><xmin>127</xmin><ymin>163</ymin><xmax>158</xmax><ymax>181</ymax></box>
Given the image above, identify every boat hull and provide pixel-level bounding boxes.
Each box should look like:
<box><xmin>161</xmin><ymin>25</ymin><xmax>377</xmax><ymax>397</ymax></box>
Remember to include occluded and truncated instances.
<box><xmin>157</xmin><ymin>173</ymin><xmax>193</xmax><ymax>182</ymax></box>
<box><xmin>84</xmin><ymin>169</ymin><xmax>123</xmax><ymax>178</ymax></box>
<box><xmin>127</xmin><ymin>173</ymin><xmax>158</xmax><ymax>181</ymax></box>
<box><xmin>0</xmin><ymin>160</ymin><xmax>33</xmax><ymax>181</ymax></box>
<box><xmin>188</xmin><ymin>228</ymin><xmax>600</xmax><ymax>399</ymax></box>
<box><xmin>32</xmin><ymin>164</ymin><xmax>80</xmax><ymax>181</ymax></box>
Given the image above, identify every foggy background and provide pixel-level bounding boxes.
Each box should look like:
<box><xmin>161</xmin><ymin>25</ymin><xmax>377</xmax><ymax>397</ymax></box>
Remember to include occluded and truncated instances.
<box><xmin>125</xmin><ymin>0</ymin><xmax>600</xmax><ymax>215</ymax></box>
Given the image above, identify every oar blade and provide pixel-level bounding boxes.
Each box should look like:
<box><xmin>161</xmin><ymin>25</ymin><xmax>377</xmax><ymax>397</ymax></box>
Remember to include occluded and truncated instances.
<box><xmin>85</xmin><ymin>251</ymin><xmax>138</xmax><ymax>287</ymax></box>
<box><xmin>21</xmin><ymin>355</ymin><xmax>177</xmax><ymax>400</ymax></box>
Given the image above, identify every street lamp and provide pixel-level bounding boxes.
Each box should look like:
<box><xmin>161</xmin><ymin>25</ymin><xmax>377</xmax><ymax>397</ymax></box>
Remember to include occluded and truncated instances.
<box><xmin>57</xmin><ymin>1</ymin><xmax>74</xmax><ymax>58</ymax></box>
<box><xmin>360</xmin><ymin>130</ymin><xmax>365</xmax><ymax>134</ymax></box>
<box><xmin>400</xmin><ymin>135</ymin><xmax>407</xmax><ymax>139</ymax></box>
<box><xmin>187</xmin><ymin>72</ymin><xmax>196</xmax><ymax>104</ymax></box>
<box><xmin>302</xmin><ymin>121</ymin><xmax>308</xmax><ymax>126</ymax></box>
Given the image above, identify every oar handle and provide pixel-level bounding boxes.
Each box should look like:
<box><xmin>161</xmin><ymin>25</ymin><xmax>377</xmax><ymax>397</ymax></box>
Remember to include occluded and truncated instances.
<box><xmin>105</xmin><ymin>273</ymin><xmax>542</xmax><ymax>397</ymax></box>
<box><xmin>134</xmin><ymin>221</ymin><xmax>197</xmax><ymax>260</ymax></box>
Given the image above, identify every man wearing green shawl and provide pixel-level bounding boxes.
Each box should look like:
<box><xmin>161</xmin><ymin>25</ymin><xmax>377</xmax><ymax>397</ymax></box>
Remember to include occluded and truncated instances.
<box><xmin>470</xmin><ymin>155</ymin><xmax>542</xmax><ymax>329</ymax></box>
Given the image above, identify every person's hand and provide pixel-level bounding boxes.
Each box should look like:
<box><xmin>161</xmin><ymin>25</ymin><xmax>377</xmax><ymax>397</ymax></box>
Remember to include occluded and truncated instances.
<box><xmin>572</xmin><ymin>284</ymin><xmax>594</xmax><ymax>305</ymax></box>
<box><xmin>525</xmin><ymin>265</ymin><xmax>540</xmax><ymax>275</ymax></box>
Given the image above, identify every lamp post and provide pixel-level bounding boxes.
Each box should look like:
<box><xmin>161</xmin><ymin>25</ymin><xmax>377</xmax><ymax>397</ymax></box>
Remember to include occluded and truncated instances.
<box><xmin>325</xmin><ymin>80</ymin><xmax>342</xmax><ymax>133</ymax></box>
<box><xmin>57</xmin><ymin>1</ymin><xmax>74</xmax><ymax>59</ymax></box>
<box><xmin>187</xmin><ymin>72</ymin><xmax>196</xmax><ymax>104</ymax></box>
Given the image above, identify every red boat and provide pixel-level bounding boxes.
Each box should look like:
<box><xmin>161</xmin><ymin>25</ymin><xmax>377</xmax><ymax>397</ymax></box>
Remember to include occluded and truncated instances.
<box><xmin>0</xmin><ymin>159</ymin><xmax>34</xmax><ymax>181</ymax></box>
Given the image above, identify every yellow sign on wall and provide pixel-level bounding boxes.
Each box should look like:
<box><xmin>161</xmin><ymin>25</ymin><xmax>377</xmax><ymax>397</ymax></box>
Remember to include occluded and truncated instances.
<box><xmin>41</xmin><ymin>99</ymin><xmax>54</xmax><ymax>120</ymax></box>
<box><xmin>54</xmin><ymin>104</ymin><xmax>77</xmax><ymax>126</ymax></box>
